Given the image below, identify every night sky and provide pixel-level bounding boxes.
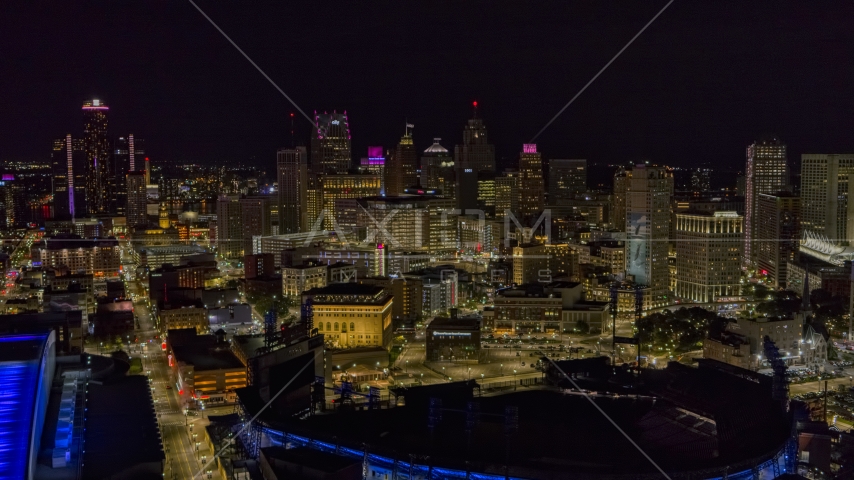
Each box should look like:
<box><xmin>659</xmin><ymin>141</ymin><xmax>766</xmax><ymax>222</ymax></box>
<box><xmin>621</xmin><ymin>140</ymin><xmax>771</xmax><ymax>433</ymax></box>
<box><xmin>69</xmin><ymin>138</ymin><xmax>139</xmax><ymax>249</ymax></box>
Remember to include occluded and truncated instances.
<box><xmin>2</xmin><ymin>1</ymin><xmax>853</xmax><ymax>175</ymax></box>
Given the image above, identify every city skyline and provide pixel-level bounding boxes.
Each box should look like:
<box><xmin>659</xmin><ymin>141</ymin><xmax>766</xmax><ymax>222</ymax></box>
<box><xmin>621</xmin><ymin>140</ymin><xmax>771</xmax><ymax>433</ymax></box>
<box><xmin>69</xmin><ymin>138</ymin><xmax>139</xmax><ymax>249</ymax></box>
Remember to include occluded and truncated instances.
<box><xmin>2</xmin><ymin>2</ymin><xmax>853</xmax><ymax>171</ymax></box>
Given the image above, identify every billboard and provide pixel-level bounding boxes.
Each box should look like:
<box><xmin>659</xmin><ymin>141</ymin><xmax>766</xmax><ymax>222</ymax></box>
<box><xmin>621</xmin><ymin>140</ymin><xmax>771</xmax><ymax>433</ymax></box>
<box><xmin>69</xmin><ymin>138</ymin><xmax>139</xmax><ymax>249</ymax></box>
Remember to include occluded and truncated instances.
<box><xmin>626</xmin><ymin>213</ymin><xmax>649</xmax><ymax>285</ymax></box>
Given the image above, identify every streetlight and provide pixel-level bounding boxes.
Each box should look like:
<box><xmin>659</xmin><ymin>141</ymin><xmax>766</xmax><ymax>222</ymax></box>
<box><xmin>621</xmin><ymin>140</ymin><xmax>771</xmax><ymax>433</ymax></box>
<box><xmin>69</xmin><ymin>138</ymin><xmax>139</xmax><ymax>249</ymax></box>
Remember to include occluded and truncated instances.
<box><xmin>513</xmin><ymin>369</ymin><xmax>517</xmax><ymax>390</ymax></box>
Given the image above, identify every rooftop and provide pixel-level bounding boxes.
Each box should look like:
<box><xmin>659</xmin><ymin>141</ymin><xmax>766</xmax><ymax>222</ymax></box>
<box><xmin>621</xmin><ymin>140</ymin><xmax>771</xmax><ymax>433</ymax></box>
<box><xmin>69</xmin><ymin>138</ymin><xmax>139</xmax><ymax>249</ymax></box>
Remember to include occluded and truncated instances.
<box><xmin>172</xmin><ymin>344</ymin><xmax>244</xmax><ymax>371</ymax></box>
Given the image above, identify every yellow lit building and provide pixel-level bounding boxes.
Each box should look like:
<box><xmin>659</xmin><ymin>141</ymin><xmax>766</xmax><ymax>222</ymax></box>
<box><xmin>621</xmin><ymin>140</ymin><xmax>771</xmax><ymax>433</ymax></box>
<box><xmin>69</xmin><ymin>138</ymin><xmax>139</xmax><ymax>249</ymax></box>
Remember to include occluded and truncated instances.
<box><xmin>306</xmin><ymin>284</ymin><xmax>393</xmax><ymax>350</ymax></box>
<box><xmin>282</xmin><ymin>263</ymin><xmax>328</xmax><ymax>296</ymax></box>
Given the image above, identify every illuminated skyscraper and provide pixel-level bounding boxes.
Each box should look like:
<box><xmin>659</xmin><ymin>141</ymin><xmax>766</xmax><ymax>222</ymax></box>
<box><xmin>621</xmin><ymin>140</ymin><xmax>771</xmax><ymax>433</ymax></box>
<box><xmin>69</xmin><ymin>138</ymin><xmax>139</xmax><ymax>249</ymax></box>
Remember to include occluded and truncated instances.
<box><xmin>126</xmin><ymin>171</ymin><xmax>148</xmax><ymax>227</ymax></box>
<box><xmin>421</xmin><ymin>138</ymin><xmax>454</xmax><ymax>198</ymax></box>
<box><xmin>51</xmin><ymin>135</ymin><xmax>87</xmax><ymax>219</ymax></box>
<box><xmin>755</xmin><ymin>192</ymin><xmax>799</xmax><ymax>287</ymax></box>
<box><xmin>310</xmin><ymin>111</ymin><xmax>351</xmax><ymax>174</ymax></box>
<box><xmin>385</xmin><ymin>126</ymin><xmax>418</xmax><ymax>196</ymax></box>
<box><xmin>517</xmin><ymin>144</ymin><xmax>544</xmax><ymax>218</ymax></box>
<box><xmin>82</xmin><ymin>99</ymin><xmax>112</xmax><ymax>214</ymax></box>
<box><xmin>216</xmin><ymin>194</ymin><xmax>242</xmax><ymax>259</ymax></box>
<box><xmin>113</xmin><ymin>135</ymin><xmax>144</xmax><ymax>216</ymax></box>
<box><xmin>495</xmin><ymin>172</ymin><xmax>518</xmax><ymax>218</ymax></box>
<box><xmin>549</xmin><ymin>159</ymin><xmax>587</xmax><ymax>201</ymax></box>
<box><xmin>454</xmin><ymin>103</ymin><xmax>495</xmax><ymax>210</ymax></box>
<box><xmin>360</xmin><ymin>146</ymin><xmax>386</xmax><ymax>194</ymax></box>
<box><xmin>277</xmin><ymin>146</ymin><xmax>308</xmax><ymax>234</ymax></box>
<box><xmin>612</xmin><ymin>167</ymin><xmax>629</xmax><ymax>232</ymax></box>
<box><xmin>743</xmin><ymin>138</ymin><xmax>788</xmax><ymax>266</ymax></box>
<box><xmin>240</xmin><ymin>195</ymin><xmax>272</xmax><ymax>255</ymax></box>
<box><xmin>800</xmin><ymin>153</ymin><xmax>854</xmax><ymax>242</ymax></box>
<box><xmin>454</xmin><ymin>102</ymin><xmax>495</xmax><ymax>174</ymax></box>
<box><xmin>675</xmin><ymin>211</ymin><xmax>743</xmax><ymax>303</ymax></box>
<box><xmin>624</xmin><ymin>164</ymin><xmax>673</xmax><ymax>306</ymax></box>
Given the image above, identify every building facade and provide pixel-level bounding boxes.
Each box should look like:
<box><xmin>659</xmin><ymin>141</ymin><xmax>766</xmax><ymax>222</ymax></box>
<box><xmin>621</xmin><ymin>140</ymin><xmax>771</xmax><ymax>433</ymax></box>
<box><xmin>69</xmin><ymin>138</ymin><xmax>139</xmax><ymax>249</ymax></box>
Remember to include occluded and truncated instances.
<box><xmin>307</xmin><ymin>284</ymin><xmax>393</xmax><ymax>349</ymax></box>
<box><xmin>755</xmin><ymin>193</ymin><xmax>800</xmax><ymax>287</ymax></box>
<box><xmin>675</xmin><ymin>211</ymin><xmax>743</xmax><ymax>303</ymax></box>
<box><xmin>744</xmin><ymin>139</ymin><xmax>788</xmax><ymax>266</ymax></box>
<box><xmin>549</xmin><ymin>159</ymin><xmax>587</xmax><ymax>201</ymax></box>
<box><xmin>625</xmin><ymin>164</ymin><xmax>673</xmax><ymax>307</ymax></box>
<box><xmin>311</xmin><ymin>111</ymin><xmax>351</xmax><ymax>174</ymax></box>
<box><xmin>83</xmin><ymin>99</ymin><xmax>112</xmax><ymax>215</ymax></box>
<box><xmin>800</xmin><ymin>153</ymin><xmax>854</xmax><ymax>242</ymax></box>
<box><xmin>277</xmin><ymin>146</ymin><xmax>308</xmax><ymax>234</ymax></box>
<box><xmin>517</xmin><ymin>144</ymin><xmax>544</xmax><ymax>218</ymax></box>
<box><xmin>126</xmin><ymin>171</ymin><xmax>148</xmax><ymax>227</ymax></box>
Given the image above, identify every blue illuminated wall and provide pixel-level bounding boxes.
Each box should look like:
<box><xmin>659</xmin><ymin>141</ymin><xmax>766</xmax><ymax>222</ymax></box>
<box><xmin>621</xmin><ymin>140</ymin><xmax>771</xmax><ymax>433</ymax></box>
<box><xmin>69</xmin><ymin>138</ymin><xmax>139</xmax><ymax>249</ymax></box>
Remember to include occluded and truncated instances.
<box><xmin>0</xmin><ymin>332</ymin><xmax>56</xmax><ymax>480</ymax></box>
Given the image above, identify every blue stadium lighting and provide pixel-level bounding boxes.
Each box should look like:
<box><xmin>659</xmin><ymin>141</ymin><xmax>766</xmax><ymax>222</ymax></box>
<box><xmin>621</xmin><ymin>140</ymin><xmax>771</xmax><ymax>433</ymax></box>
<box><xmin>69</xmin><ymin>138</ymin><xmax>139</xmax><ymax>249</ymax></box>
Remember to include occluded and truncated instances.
<box><xmin>0</xmin><ymin>333</ymin><xmax>53</xmax><ymax>480</ymax></box>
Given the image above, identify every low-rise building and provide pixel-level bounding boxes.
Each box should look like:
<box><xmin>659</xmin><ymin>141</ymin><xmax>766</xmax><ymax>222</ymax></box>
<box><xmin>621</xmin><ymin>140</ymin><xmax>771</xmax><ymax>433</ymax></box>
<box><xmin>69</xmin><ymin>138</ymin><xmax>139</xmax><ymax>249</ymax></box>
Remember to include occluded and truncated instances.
<box><xmin>702</xmin><ymin>330</ymin><xmax>750</xmax><ymax>370</ymax></box>
<box><xmin>32</xmin><ymin>235</ymin><xmax>120</xmax><ymax>277</ymax></box>
<box><xmin>426</xmin><ymin>310</ymin><xmax>481</xmax><ymax>363</ymax></box>
<box><xmin>168</xmin><ymin>329</ymin><xmax>247</xmax><ymax>404</ymax></box>
<box><xmin>493</xmin><ymin>281</ymin><xmax>609</xmax><ymax>335</ymax></box>
<box><xmin>0</xmin><ymin>310</ymin><xmax>83</xmax><ymax>355</ymax></box>
<box><xmin>157</xmin><ymin>299</ymin><xmax>208</xmax><ymax>333</ymax></box>
<box><xmin>305</xmin><ymin>284</ymin><xmax>393</xmax><ymax>350</ymax></box>
<box><xmin>282</xmin><ymin>263</ymin><xmax>328</xmax><ymax>297</ymax></box>
<box><xmin>727</xmin><ymin>316</ymin><xmax>803</xmax><ymax>369</ymax></box>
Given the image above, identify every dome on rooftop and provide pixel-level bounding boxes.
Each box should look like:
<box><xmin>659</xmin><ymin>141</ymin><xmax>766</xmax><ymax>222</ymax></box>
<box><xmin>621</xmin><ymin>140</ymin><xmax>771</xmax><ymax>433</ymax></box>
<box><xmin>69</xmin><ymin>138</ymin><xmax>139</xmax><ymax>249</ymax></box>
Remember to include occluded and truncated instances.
<box><xmin>424</xmin><ymin>138</ymin><xmax>448</xmax><ymax>153</ymax></box>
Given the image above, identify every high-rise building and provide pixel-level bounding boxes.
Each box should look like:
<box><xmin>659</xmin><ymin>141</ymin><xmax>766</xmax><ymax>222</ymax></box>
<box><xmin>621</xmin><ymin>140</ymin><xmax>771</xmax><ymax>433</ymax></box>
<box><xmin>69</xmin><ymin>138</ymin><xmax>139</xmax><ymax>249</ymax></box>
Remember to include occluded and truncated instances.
<box><xmin>385</xmin><ymin>128</ymin><xmax>418</xmax><ymax>196</ymax></box>
<box><xmin>360</xmin><ymin>146</ymin><xmax>386</xmax><ymax>194</ymax></box>
<box><xmin>549</xmin><ymin>159</ymin><xmax>587</xmax><ymax>202</ymax></box>
<box><xmin>126</xmin><ymin>171</ymin><xmax>148</xmax><ymax>227</ymax></box>
<box><xmin>800</xmin><ymin>154</ymin><xmax>854</xmax><ymax>242</ymax></box>
<box><xmin>51</xmin><ymin>135</ymin><xmax>87</xmax><ymax>219</ymax></box>
<box><xmin>310</xmin><ymin>111</ymin><xmax>351</xmax><ymax>174</ymax></box>
<box><xmin>82</xmin><ymin>99</ymin><xmax>112</xmax><ymax>214</ymax></box>
<box><xmin>755</xmin><ymin>192</ymin><xmax>800</xmax><ymax>288</ymax></box>
<box><xmin>454</xmin><ymin>107</ymin><xmax>495</xmax><ymax>210</ymax></box>
<box><xmin>112</xmin><ymin>135</ymin><xmax>144</xmax><ymax>216</ymax></box>
<box><xmin>239</xmin><ymin>195</ymin><xmax>272</xmax><ymax>255</ymax></box>
<box><xmin>421</xmin><ymin>139</ymin><xmax>454</xmax><ymax>197</ymax></box>
<box><xmin>357</xmin><ymin>195</ymin><xmax>456</xmax><ymax>251</ymax></box>
<box><xmin>612</xmin><ymin>167</ymin><xmax>629</xmax><ymax>232</ymax></box>
<box><xmin>744</xmin><ymin>138</ymin><xmax>788</xmax><ymax>266</ymax></box>
<box><xmin>495</xmin><ymin>172</ymin><xmax>519</xmax><ymax>218</ymax></box>
<box><xmin>625</xmin><ymin>164</ymin><xmax>673</xmax><ymax>306</ymax></box>
<box><xmin>277</xmin><ymin>146</ymin><xmax>308</xmax><ymax>234</ymax></box>
<box><xmin>454</xmin><ymin>103</ymin><xmax>495</xmax><ymax>175</ymax></box>
<box><xmin>674</xmin><ymin>211</ymin><xmax>743</xmax><ymax>303</ymax></box>
<box><xmin>216</xmin><ymin>194</ymin><xmax>242</xmax><ymax>259</ymax></box>
<box><xmin>518</xmin><ymin>144</ymin><xmax>545</xmax><ymax>218</ymax></box>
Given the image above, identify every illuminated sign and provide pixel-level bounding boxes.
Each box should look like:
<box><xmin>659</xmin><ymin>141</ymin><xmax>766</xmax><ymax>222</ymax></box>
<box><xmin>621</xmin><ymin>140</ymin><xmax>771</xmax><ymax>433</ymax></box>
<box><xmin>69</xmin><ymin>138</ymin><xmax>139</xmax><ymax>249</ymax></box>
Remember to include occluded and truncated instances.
<box><xmin>523</xmin><ymin>144</ymin><xmax>537</xmax><ymax>154</ymax></box>
<box><xmin>1</xmin><ymin>174</ymin><xmax>13</xmax><ymax>181</ymax></box>
<box><xmin>432</xmin><ymin>332</ymin><xmax>471</xmax><ymax>337</ymax></box>
<box><xmin>331</xmin><ymin>120</ymin><xmax>340</xmax><ymax>125</ymax></box>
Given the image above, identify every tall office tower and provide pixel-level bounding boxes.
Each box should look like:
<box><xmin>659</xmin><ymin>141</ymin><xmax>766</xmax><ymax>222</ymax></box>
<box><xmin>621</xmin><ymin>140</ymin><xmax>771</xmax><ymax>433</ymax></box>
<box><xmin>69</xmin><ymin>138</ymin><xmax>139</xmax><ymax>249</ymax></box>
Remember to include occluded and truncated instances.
<box><xmin>82</xmin><ymin>99</ymin><xmax>112</xmax><ymax>214</ymax></box>
<box><xmin>455</xmin><ymin>105</ymin><xmax>495</xmax><ymax>209</ymax></box>
<box><xmin>517</xmin><ymin>144</ymin><xmax>545</xmax><ymax>218</ymax></box>
<box><xmin>612</xmin><ymin>167</ymin><xmax>629</xmax><ymax>231</ymax></box>
<box><xmin>240</xmin><ymin>195</ymin><xmax>272</xmax><ymax>255</ymax></box>
<box><xmin>158</xmin><ymin>177</ymin><xmax>180</xmax><ymax>215</ymax></box>
<box><xmin>755</xmin><ymin>192</ymin><xmax>800</xmax><ymax>288</ymax></box>
<box><xmin>454</xmin><ymin>103</ymin><xmax>495</xmax><ymax>174</ymax></box>
<box><xmin>800</xmin><ymin>154</ymin><xmax>854</xmax><ymax>242</ymax></box>
<box><xmin>495</xmin><ymin>172</ymin><xmax>519</xmax><ymax>218</ymax></box>
<box><xmin>216</xmin><ymin>194</ymin><xmax>243</xmax><ymax>259</ymax></box>
<box><xmin>675</xmin><ymin>211</ymin><xmax>743</xmax><ymax>303</ymax></box>
<box><xmin>385</xmin><ymin>127</ymin><xmax>418</xmax><ymax>196</ymax></box>
<box><xmin>277</xmin><ymin>146</ymin><xmax>308</xmax><ymax>234</ymax></box>
<box><xmin>421</xmin><ymin>138</ymin><xmax>453</xmax><ymax>190</ymax></box>
<box><xmin>126</xmin><ymin>171</ymin><xmax>148</xmax><ymax>227</ymax></box>
<box><xmin>144</xmin><ymin>156</ymin><xmax>151</xmax><ymax>185</ymax></box>
<box><xmin>113</xmin><ymin>135</ymin><xmax>144</xmax><ymax>216</ymax></box>
<box><xmin>549</xmin><ymin>159</ymin><xmax>587</xmax><ymax>202</ymax></box>
<box><xmin>51</xmin><ymin>135</ymin><xmax>87</xmax><ymax>219</ymax></box>
<box><xmin>310</xmin><ymin>111</ymin><xmax>351</xmax><ymax>174</ymax></box>
<box><xmin>744</xmin><ymin>138</ymin><xmax>788</xmax><ymax>266</ymax></box>
<box><xmin>477</xmin><ymin>171</ymin><xmax>496</xmax><ymax>212</ymax></box>
<box><xmin>625</xmin><ymin>164</ymin><xmax>673</xmax><ymax>307</ymax></box>
<box><xmin>690</xmin><ymin>168</ymin><xmax>711</xmax><ymax>194</ymax></box>
<box><xmin>360</xmin><ymin>146</ymin><xmax>386</xmax><ymax>194</ymax></box>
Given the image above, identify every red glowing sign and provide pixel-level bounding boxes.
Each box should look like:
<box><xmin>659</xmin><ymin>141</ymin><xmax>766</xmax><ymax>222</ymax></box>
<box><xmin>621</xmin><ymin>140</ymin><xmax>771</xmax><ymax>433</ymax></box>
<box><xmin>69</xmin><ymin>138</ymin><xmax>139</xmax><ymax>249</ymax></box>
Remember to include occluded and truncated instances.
<box><xmin>161</xmin><ymin>342</ymin><xmax>167</xmax><ymax>351</ymax></box>
<box><xmin>168</xmin><ymin>354</ymin><xmax>173</xmax><ymax>367</ymax></box>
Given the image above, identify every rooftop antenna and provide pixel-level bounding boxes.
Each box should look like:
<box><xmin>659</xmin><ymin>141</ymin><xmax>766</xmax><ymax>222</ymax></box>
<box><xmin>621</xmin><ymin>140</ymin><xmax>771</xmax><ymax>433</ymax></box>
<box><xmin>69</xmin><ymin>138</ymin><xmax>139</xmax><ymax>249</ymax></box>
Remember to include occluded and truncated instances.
<box><xmin>472</xmin><ymin>101</ymin><xmax>478</xmax><ymax>119</ymax></box>
<box><xmin>290</xmin><ymin>112</ymin><xmax>295</xmax><ymax>148</ymax></box>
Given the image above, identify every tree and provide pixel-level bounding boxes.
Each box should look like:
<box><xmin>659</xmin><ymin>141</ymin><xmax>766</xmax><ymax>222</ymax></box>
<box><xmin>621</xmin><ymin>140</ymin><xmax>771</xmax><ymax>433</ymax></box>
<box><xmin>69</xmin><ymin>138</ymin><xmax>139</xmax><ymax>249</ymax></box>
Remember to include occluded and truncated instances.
<box><xmin>574</xmin><ymin>320</ymin><xmax>590</xmax><ymax>334</ymax></box>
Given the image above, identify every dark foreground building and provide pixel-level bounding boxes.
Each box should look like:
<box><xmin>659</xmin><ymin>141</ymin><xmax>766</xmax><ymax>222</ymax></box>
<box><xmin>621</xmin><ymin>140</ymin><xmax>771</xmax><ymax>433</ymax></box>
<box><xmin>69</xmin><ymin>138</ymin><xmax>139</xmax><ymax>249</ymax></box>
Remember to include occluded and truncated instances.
<box><xmin>234</xmin><ymin>358</ymin><xmax>795</xmax><ymax>479</ymax></box>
